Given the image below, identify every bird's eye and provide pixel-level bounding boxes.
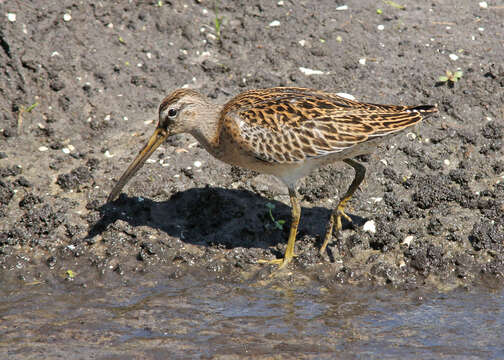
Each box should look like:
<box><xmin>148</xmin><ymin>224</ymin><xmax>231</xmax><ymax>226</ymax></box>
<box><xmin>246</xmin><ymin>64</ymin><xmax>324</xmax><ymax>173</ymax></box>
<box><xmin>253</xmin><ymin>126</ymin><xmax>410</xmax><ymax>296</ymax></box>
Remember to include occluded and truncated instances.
<box><xmin>168</xmin><ymin>108</ymin><xmax>177</xmax><ymax>117</ymax></box>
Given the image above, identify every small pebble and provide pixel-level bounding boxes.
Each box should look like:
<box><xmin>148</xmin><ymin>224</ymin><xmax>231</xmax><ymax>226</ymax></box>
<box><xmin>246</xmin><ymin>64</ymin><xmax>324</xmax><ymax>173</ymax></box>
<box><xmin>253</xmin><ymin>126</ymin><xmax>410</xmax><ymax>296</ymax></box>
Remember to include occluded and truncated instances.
<box><xmin>479</xmin><ymin>1</ymin><xmax>488</xmax><ymax>9</ymax></box>
<box><xmin>336</xmin><ymin>5</ymin><xmax>348</xmax><ymax>10</ymax></box>
<box><xmin>336</xmin><ymin>93</ymin><xmax>355</xmax><ymax>100</ymax></box>
<box><xmin>363</xmin><ymin>220</ymin><xmax>376</xmax><ymax>234</ymax></box>
<box><xmin>194</xmin><ymin>161</ymin><xmax>202</xmax><ymax>168</ymax></box>
<box><xmin>38</xmin><ymin>146</ymin><xmax>49</xmax><ymax>152</ymax></box>
<box><xmin>377</xmin><ymin>24</ymin><xmax>385</xmax><ymax>31</ymax></box>
<box><xmin>444</xmin><ymin>159</ymin><xmax>450</xmax><ymax>166</ymax></box>
<box><xmin>402</xmin><ymin>235</ymin><xmax>414</xmax><ymax>246</ymax></box>
<box><xmin>62</xmin><ymin>148</ymin><xmax>70</xmax><ymax>154</ymax></box>
<box><xmin>449</xmin><ymin>53</ymin><xmax>459</xmax><ymax>61</ymax></box>
<box><xmin>104</xmin><ymin>114</ymin><xmax>111</xmax><ymax>121</ymax></box>
<box><xmin>359</xmin><ymin>58</ymin><xmax>366</xmax><ymax>65</ymax></box>
<box><xmin>104</xmin><ymin>150</ymin><xmax>114</xmax><ymax>158</ymax></box>
<box><xmin>7</xmin><ymin>13</ymin><xmax>16</xmax><ymax>22</ymax></box>
<box><xmin>63</xmin><ymin>13</ymin><xmax>72</xmax><ymax>22</ymax></box>
<box><xmin>277</xmin><ymin>1</ymin><xmax>284</xmax><ymax>5</ymax></box>
<box><xmin>298</xmin><ymin>39</ymin><xmax>306</xmax><ymax>46</ymax></box>
<box><xmin>299</xmin><ymin>67</ymin><xmax>324</xmax><ymax>75</ymax></box>
<box><xmin>269</xmin><ymin>20</ymin><xmax>280</xmax><ymax>27</ymax></box>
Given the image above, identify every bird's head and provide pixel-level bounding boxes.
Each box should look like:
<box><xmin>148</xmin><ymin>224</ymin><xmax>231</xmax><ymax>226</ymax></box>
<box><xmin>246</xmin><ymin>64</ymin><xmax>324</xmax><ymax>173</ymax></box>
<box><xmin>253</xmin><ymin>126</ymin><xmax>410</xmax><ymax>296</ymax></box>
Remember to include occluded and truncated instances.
<box><xmin>107</xmin><ymin>89</ymin><xmax>207</xmax><ymax>202</ymax></box>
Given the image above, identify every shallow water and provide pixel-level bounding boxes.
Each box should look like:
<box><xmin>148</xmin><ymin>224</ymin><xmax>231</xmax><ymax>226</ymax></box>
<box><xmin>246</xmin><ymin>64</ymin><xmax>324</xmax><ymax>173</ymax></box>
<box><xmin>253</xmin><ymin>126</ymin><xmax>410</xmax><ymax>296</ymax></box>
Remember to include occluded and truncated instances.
<box><xmin>1</xmin><ymin>271</ymin><xmax>503</xmax><ymax>359</ymax></box>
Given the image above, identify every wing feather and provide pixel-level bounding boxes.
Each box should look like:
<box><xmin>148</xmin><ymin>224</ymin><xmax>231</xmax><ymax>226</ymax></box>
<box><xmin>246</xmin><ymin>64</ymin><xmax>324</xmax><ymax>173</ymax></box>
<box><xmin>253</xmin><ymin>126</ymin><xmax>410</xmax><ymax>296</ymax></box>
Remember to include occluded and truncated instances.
<box><xmin>222</xmin><ymin>87</ymin><xmax>436</xmax><ymax>164</ymax></box>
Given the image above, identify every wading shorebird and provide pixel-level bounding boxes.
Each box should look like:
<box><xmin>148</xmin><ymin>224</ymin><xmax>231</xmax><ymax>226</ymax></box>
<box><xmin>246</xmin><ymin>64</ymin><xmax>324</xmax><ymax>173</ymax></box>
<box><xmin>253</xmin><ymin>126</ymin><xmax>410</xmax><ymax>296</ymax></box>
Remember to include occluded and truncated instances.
<box><xmin>108</xmin><ymin>87</ymin><xmax>437</xmax><ymax>269</ymax></box>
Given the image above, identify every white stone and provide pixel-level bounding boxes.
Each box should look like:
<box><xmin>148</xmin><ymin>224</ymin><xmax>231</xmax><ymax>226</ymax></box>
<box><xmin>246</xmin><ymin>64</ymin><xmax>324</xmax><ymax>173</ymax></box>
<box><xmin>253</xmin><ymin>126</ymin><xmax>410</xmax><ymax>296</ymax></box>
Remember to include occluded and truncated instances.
<box><xmin>377</xmin><ymin>24</ymin><xmax>385</xmax><ymax>31</ymax></box>
<box><xmin>104</xmin><ymin>150</ymin><xmax>114</xmax><ymax>158</ymax></box>
<box><xmin>194</xmin><ymin>161</ymin><xmax>202</xmax><ymax>168</ymax></box>
<box><xmin>62</xmin><ymin>148</ymin><xmax>70</xmax><ymax>154</ymax></box>
<box><xmin>402</xmin><ymin>235</ymin><xmax>414</xmax><ymax>246</ymax></box>
<box><xmin>449</xmin><ymin>53</ymin><xmax>459</xmax><ymax>61</ymax></box>
<box><xmin>277</xmin><ymin>1</ymin><xmax>284</xmax><ymax>5</ymax></box>
<box><xmin>38</xmin><ymin>146</ymin><xmax>49</xmax><ymax>152</ymax></box>
<box><xmin>444</xmin><ymin>159</ymin><xmax>450</xmax><ymax>166</ymax></box>
<box><xmin>363</xmin><ymin>220</ymin><xmax>376</xmax><ymax>234</ymax></box>
<box><xmin>298</xmin><ymin>39</ymin><xmax>306</xmax><ymax>46</ymax></box>
<box><xmin>299</xmin><ymin>67</ymin><xmax>324</xmax><ymax>75</ymax></box>
<box><xmin>269</xmin><ymin>20</ymin><xmax>281</xmax><ymax>27</ymax></box>
<box><xmin>63</xmin><ymin>13</ymin><xmax>72</xmax><ymax>22</ymax></box>
<box><xmin>336</xmin><ymin>5</ymin><xmax>348</xmax><ymax>10</ymax></box>
<box><xmin>7</xmin><ymin>13</ymin><xmax>16</xmax><ymax>22</ymax></box>
<box><xmin>336</xmin><ymin>92</ymin><xmax>355</xmax><ymax>100</ymax></box>
<box><xmin>104</xmin><ymin>114</ymin><xmax>111</xmax><ymax>121</ymax></box>
<box><xmin>479</xmin><ymin>1</ymin><xmax>488</xmax><ymax>9</ymax></box>
<box><xmin>359</xmin><ymin>58</ymin><xmax>366</xmax><ymax>65</ymax></box>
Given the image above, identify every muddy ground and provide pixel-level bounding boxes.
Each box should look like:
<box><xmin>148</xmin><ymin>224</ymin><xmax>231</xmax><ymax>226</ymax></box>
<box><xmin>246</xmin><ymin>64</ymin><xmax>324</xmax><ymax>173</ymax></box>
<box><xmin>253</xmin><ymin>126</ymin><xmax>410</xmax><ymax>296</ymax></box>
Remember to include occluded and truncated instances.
<box><xmin>0</xmin><ymin>0</ymin><xmax>503</xmax><ymax>291</ymax></box>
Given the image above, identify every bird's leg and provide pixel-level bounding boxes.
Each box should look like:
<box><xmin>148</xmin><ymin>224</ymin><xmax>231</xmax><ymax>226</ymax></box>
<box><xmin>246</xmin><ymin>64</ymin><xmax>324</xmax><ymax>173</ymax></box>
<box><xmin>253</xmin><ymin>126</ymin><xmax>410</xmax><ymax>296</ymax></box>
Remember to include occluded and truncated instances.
<box><xmin>258</xmin><ymin>186</ymin><xmax>300</xmax><ymax>269</ymax></box>
<box><xmin>320</xmin><ymin>159</ymin><xmax>366</xmax><ymax>255</ymax></box>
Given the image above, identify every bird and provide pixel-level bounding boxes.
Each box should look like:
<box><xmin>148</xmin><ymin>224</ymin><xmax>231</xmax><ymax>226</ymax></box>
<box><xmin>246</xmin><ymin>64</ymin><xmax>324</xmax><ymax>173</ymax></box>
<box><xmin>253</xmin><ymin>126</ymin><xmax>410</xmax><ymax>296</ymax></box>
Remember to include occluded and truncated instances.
<box><xmin>107</xmin><ymin>87</ymin><xmax>437</xmax><ymax>269</ymax></box>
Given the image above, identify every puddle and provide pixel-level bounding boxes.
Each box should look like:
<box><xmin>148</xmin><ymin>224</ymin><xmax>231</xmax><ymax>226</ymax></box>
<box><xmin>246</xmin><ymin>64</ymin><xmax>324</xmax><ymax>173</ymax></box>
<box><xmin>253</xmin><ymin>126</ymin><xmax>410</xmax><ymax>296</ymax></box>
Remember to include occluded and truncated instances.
<box><xmin>1</xmin><ymin>271</ymin><xmax>503</xmax><ymax>359</ymax></box>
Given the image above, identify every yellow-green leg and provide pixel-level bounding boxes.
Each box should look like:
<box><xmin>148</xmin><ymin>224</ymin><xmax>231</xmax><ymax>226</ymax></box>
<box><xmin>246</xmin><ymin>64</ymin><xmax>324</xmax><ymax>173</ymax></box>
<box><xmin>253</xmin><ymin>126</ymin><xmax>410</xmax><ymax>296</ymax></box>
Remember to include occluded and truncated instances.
<box><xmin>258</xmin><ymin>186</ymin><xmax>300</xmax><ymax>269</ymax></box>
<box><xmin>320</xmin><ymin>159</ymin><xmax>366</xmax><ymax>255</ymax></box>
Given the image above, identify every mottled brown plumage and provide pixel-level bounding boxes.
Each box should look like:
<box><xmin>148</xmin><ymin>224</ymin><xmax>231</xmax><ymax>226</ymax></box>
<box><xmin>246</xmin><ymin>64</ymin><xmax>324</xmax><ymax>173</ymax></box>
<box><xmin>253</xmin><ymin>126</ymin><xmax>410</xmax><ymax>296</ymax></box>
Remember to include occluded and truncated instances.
<box><xmin>108</xmin><ymin>87</ymin><xmax>437</xmax><ymax>269</ymax></box>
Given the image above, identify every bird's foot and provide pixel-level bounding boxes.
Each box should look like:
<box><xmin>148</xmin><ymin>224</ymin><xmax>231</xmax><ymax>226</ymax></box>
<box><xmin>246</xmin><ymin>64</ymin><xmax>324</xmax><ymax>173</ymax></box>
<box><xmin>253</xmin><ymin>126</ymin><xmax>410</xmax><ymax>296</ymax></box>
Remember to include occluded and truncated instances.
<box><xmin>320</xmin><ymin>208</ymin><xmax>353</xmax><ymax>255</ymax></box>
<box><xmin>257</xmin><ymin>254</ymin><xmax>296</xmax><ymax>270</ymax></box>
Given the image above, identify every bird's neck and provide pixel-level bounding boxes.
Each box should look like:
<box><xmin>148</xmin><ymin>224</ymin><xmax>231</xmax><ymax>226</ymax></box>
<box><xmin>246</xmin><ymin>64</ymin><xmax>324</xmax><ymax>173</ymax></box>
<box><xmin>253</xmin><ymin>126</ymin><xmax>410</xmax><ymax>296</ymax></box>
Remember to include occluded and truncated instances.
<box><xmin>189</xmin><ymin>108</ymin><xmax>221</xmax><ymax>153</ymax></box>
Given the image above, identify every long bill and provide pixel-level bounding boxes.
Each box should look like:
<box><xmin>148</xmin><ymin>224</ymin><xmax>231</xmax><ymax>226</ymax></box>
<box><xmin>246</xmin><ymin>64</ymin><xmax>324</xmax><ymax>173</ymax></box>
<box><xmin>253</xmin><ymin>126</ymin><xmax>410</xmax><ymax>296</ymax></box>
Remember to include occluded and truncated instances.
<box><xmin>107</xmin><ymin>127</ymin><xmax>169</xmax><ymax>202</ymax></box>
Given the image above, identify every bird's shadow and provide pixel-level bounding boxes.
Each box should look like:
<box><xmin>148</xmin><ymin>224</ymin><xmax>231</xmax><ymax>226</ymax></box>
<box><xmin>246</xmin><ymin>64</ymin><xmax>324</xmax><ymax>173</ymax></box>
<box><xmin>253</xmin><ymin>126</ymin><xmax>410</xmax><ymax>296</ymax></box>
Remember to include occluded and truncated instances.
<box><xmin>86</xmin><ymin>186</ymin><xmax>366</xmax><ymax>252</ymax></box>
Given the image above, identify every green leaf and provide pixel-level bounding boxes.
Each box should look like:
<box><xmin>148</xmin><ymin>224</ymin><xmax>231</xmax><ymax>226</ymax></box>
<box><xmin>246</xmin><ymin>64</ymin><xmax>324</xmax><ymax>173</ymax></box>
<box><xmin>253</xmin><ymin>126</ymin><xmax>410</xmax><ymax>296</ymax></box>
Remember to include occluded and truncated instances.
<box><xmin>438</xmin><ymin>76</ymin><xmax>449</xmax><ymax>82</ymax></box>
<box><xmin>383</xmin><ymin>0</ymin><xmax>405</xmax><ymax>9</ymax></box>
<box><xmin>26</xmin><ymin>102</ymin><xmax>39</xmax><ymax>112</ymax></box>
<box><xmin>277</xmin><ymin>220</ymin><xmax>286</xmax><ymax>225</ymax></box>
<box><xmin>265</xmin><ymin>202</ymin><xmax>275</xmax><ymax>210</ymax></box>
<box><xmin>377</xmin><ymin>8</ymin><xmax>383</xmax><ymax>14</ymax></box>
<box><xmin>454</xmin><ymin>71</ymin><xmax>463</xmax><ymax>79</ymax></box>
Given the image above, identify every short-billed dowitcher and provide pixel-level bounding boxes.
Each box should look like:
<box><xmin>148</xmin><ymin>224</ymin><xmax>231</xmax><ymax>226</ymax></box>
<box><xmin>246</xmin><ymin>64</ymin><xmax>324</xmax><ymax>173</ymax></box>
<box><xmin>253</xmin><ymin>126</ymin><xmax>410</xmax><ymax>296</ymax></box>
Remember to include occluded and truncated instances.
<box><xmin>108</xmin><ymin>87</ymin><xmax>437</xmax><ymax>269</ymax></box>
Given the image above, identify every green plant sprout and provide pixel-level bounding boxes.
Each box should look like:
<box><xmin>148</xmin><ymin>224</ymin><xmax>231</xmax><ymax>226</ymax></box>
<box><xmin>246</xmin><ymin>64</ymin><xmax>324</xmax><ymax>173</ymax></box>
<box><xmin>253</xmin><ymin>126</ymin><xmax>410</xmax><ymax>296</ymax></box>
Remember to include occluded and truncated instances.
<box><xmin>214</xmin><ymin>1</ymin><xmax>223</xmax><ymax>42</ymax></box>
<box><xmin>17</xmin><ymin>101</ymin><xmax>39</xmax><ymax>134</ymax></box>
<box><xmin>438</xmin><ymin>70</ymin><xmax>463</xmax><ymax>84</ymax></box>
<box><xmin>265</xmin><ymin>202</ymin><xmax>286</xmax><ymax>230</ymax></box>
<box><xmin>25</xmin><ymin>102</ymin><xmax>39</xmax><ymax>113</ymax></box>
<box><xmin>383</xmin><ymin>0</ymin><xmax>405</xmax><ymax>10</ymax></box>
